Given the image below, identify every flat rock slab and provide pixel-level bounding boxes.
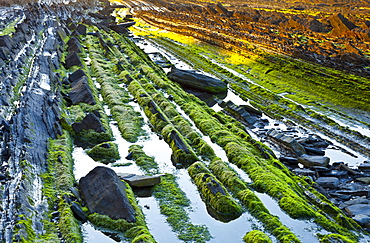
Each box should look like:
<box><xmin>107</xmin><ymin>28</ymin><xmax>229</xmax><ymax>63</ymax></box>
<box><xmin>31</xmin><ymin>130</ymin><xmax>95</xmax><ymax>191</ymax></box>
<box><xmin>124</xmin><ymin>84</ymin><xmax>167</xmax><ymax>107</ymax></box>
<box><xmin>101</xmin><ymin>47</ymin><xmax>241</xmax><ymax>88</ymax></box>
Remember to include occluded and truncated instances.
<box><xmin>315</xmin><ymin>177</ymin><xmax>339</xmax><ymax>189</ymax></box>
<box><xmin>345</xmin><ymin>204</ymin><xmax>370</xmax><ymax>217</ymax></box>
<box><xmin>298</xmin><ymin>155</ymin><xmax>330</xmax><ymax>167</ymax></box>
<box><xmin>168</xmin><ymin>68</ymin><xmax>227</xmax><ymax>94</ymax></box>
<box><xmin>121</xmin><ymin>174</ymin><xmax>162</xmax><ymax>187</ymax></box>
<box><xmin>79</xmin><ymin>166</ymin><xmax>136</xmax><ymax>222</ymax></box>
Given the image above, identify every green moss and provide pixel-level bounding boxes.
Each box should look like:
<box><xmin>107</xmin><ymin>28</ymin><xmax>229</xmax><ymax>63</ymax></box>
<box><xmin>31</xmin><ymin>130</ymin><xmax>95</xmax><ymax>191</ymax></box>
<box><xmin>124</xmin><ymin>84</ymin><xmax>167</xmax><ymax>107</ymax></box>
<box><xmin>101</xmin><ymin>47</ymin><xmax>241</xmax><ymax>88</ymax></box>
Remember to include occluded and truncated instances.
<box><xmin>318</xmin><ymin>233</ymin><xmax>356</xmax><ymax>243</ymax></box>
<box><xmin>87</xmin><ymin>141</ymin><xmax>120</xmax><ymax>164</ymax></box>
<box><xmin>188</xmin><ymin>162</ymin><xmax>243</xmax><ymax>221</ymax></box>
<box><xmin>128</xmin><ymin>145</ymin><xmax>159</xmax><ymax>174</ymax></box>
<box><xmin>243</xmin><ymin>230</ymin><xmax>272</xmax><ymax>243</ymax></box>
<box><xmin>154</xmin><ymin>174</ymin><xmax>212</xmax><ymax>242</ymax></box>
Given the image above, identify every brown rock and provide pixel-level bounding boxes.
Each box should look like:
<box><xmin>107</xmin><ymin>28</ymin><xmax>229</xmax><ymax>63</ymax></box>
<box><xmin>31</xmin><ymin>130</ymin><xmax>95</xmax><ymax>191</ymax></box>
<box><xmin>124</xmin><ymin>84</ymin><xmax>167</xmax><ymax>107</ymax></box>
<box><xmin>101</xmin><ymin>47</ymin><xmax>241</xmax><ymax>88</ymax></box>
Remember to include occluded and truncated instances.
<box><xmin>329</xmin><ymin>13</ymin><xmax>358</xmax><ymax>36</ymax></box>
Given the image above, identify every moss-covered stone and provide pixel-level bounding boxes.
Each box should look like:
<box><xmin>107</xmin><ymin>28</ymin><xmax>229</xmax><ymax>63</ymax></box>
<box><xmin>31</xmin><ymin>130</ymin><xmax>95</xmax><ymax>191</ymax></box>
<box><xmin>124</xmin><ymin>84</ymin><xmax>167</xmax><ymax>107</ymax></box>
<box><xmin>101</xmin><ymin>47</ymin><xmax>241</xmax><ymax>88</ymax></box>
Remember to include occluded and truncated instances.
<box><xmin>87</xmin><ymin>141</ymin><xmax>120</xmax><ymax>164</ymax></box>
<box><xmin>243</xmin><ymin>230</ymin><xmax>272</xmax><ymax>243</ymax></box>
<box><xmin>188</xmin><ymin>161</ymin><xmax>243</xmax><ymax>221</ymax></box>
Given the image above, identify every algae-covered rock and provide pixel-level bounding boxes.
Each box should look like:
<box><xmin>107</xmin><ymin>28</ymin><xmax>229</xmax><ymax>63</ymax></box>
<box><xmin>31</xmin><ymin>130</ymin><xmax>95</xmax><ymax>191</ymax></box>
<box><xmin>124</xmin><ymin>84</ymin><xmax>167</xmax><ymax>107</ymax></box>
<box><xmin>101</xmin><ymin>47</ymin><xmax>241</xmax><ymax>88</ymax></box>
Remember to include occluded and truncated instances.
<box><xmin>243</xmin><ymin>230</ymin><xmax>272</xmax><ymax>243</ymax></box>
<box><xmin>188</xmin><ymin>161</ymin><xmax>243</xmax><ymax>221</ymax></box>
<box><xmin>87</xmin><ymin>141</ymin><xmax>120</xmax><ymax>164</ymax></box>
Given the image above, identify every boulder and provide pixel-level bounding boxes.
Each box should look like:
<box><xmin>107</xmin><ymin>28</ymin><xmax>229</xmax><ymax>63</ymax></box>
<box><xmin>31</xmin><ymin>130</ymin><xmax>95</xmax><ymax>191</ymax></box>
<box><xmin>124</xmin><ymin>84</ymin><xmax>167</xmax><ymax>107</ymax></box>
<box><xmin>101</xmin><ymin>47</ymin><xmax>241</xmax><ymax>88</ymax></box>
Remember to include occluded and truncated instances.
<box><xmin>356</xmin><ymin>177</ymin><xmax>370</xmax><ymax>184</ymax></box>
<box><xmin>345</xmin><ymin>204</ymin><xmax>370</xmax><ymax>217</ymax></box>
<box><xmin>167</xmin><ymin>68</ymin><xmax>227</xmax><ymax>94</ymax></box>
<box><xmin>72</xmin><ymin>113</ymin><xmax>105</xmax><ymax>133</ymax></box>
<box><xmin>315</xmin><ymin>177</ymin><xmax>339</xmax><ymax>189</ymax></box>
<box><xmin>79</xmin><ymin>166</ymin><xmax>136</xmax><ymax>222</ymax></box>
<box><xmin>121</xmin><ymin>174</ymin><xmax>162</xmax><ymax>187</ymax></box>
<box><xmin>64</xmin><ymin>52</ymin><xmax>82</xmax><ymax>69</ymax></box>
<box><xmin>68</xmin><ymin>77</ymin><xmax>95</xmax><ymax>105</ymax></box>
<box><xmin>358</xmin><ymin>162</ymin><xmax>370</xmax><ymax>171</ymax></box>
<box><xmin>298</xmin><ymin>155</ymin><xmax>329</xmax><ymax>167</ymax></box>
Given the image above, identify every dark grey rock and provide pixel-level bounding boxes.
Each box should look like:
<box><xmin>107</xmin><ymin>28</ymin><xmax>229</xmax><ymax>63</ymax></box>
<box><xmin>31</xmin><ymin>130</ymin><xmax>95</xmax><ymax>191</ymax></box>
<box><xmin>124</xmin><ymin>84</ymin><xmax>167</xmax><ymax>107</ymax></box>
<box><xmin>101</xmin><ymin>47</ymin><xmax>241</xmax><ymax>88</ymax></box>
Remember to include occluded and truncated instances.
<box><xmin>315</xmin><ymin>177</ymin><xmax>339</xmax><ymax>189</ymax></box>
<box><xmin>76</xmin><ymin>24</ymin><xmax>87</xmax><ymax>35</ymax></box>
<box><xmin>304</xmin><ymin>146</ymin><xmax>325</xmax><ymax>156</ymax></box>
<box><xmin>68</xmin><ymin>69</ymin><xmax>86</xmax><ymax>85</ymax></box>
<box><xmin>64</xmin><ymin>52</ymin><xmax>82</xmax><ymax>69</ymax></box>
<box><xmin>71</xmin><ymin>202</ymin><xmax>87</xmax><ymax>222</ymax></box>
<box><xmin>293</xmin><ymin>168</ymin><xmax>315</xmax><ymax>176</ymax></box>
<box><xmin>280</xmin><ymin>156</ymin><xmax>298</xmax><ymax>164</ymax></box>
<box><xmin>298</xmin><ymin>155</ymin><xmax>330</xmax><ymax>167</ymax></box>
<box><xmin>72</xmin><ymin>113</ymin><xmax>105</xmax><ymax>133</ymax></box>
<box><xmin>79</xmin><ymin>166</ymin><xmax>136</xmax><ymax>222</ymax></box>
<box><xmin>170</xmin><ymin>130</ymin><xmax>190</xmax><ymax>153</ymax></box>
<box><xmin>68</xmin><ymin>77</ymin><xmax>95</xmax><ymax>105</ymax></box>
<box><xmin>358</xmin><ymin>162</ymin><xmax>370</xmax><ymax>171</ymax></box>
<box><xmin>345</xmin><ymin>204</ymin><xmax>370</xmax><ymax>217</ymax></box>
<box><xmin>0</xmin><ymin>35</ymin><xmax>13</xmax><ymax>49</ymax></box>
<box><xmin>168</xmin><ymin>68</ymin><xmax>227</xmax><ymax>94</ymax></box>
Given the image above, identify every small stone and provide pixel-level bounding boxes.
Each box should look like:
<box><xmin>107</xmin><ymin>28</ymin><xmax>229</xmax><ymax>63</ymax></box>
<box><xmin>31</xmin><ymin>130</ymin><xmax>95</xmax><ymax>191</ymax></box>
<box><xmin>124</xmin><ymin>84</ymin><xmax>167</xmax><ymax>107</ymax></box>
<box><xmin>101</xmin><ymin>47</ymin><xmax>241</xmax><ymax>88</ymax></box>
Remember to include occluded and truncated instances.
<box><xmin>315</xmin><ymin>177</ymin><xmax>339</xmax><ymax>189</ymax></box>
<box><xmin>298</xmin><ymin>155</ymin><xmax>330</xmax><ymax>167</ymax></box>
<box><xmin>122</xmin><ymin>175</ymin><xmax>162</xmax><ymax>187</ymax></box>
<box><xmin>345</xmin><ymin>204</ymin><xmax>370</xmax><ymax>217</ymax></box>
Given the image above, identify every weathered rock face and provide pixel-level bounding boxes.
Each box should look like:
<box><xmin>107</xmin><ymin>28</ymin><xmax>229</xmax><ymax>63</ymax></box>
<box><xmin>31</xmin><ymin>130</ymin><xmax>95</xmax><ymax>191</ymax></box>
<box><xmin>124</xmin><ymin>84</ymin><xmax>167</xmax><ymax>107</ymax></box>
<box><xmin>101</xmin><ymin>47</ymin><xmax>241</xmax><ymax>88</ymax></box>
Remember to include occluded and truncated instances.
<box><xmin>79</xmin><ymin>166</ymin><xmax>136</xmax><ymax>222</ymax></box>
<box><xmin>167</xmin><ymin>68</ymin><xmax>227</xmax><ymax>94</ymax></box>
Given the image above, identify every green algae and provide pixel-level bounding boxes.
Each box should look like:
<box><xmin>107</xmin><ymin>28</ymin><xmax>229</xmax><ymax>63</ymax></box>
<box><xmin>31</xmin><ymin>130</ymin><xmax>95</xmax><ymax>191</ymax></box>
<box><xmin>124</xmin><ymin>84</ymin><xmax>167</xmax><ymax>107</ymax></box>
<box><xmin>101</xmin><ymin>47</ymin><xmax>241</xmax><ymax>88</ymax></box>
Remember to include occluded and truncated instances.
<box><xmin>188</xmin><ymin>161</ymin><xmax>243</xmax><ymax>221</ymax></box>
<box><xmin>86</xmin><ymin>141</ymin><xmax>120</xmax><ymax>164</ymax></box>
<box><xmin>243</xmin><ymin>230</ymin><xmax>272</xmax><ymax>243</ymax></box>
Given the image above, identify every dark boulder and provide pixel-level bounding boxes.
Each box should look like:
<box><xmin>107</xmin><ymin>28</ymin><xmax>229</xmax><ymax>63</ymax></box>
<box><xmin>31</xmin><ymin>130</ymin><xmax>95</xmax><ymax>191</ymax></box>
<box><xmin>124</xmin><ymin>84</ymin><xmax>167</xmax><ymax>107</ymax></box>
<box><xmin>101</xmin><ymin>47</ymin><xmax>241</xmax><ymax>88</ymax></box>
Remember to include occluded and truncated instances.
<box><xmin>79</xmin><ymin>166</ymin><xmax>136</xmax><ymax>222</ymax></box>
<box><xmin>345</xmin><ymin>204</ymin><xmax>370</xmax><ymax>217</ymax></box>
<box><xmin>170</xmin><ymin>130</ymin><xmax>190</xmax><ymax>153</ymax></box>
<box><xmin>109</xmin><ymin>22</ymin><xmax>136</xmax><ymax>33</ymax></box>
<box><xmin>64</xmin><ymin>52</ymin><xmax>82</xmax><ymax>69</ymax></box>
<box><xmin>68</xmin><ymin>77</ymin><xmax>95</xmax><ymax>105</ymax></box>
<box><xmin>72</xmin><ymin>113</ymin><xmax>105</xmax><ymax>133</ymax></box>
<box><xmin>168</xmin><ymin>68</ymin><xmax>227</xmax><ymax>94</ymax></box>
<box><xmin>68</xmin><ymin>69</ymin><xmax>86</xmax><ymax>84</ymax></box>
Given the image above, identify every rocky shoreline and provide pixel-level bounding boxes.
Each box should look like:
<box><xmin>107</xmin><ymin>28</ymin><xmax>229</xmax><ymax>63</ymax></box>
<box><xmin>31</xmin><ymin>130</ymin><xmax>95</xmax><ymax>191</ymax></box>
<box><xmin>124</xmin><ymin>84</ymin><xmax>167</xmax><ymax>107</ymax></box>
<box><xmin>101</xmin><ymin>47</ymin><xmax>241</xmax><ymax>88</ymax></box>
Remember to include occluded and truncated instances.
<box><xmin>0</xmin><ymin>1</ymin><xmax>369</xmax><ymax>242</ymax></box>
